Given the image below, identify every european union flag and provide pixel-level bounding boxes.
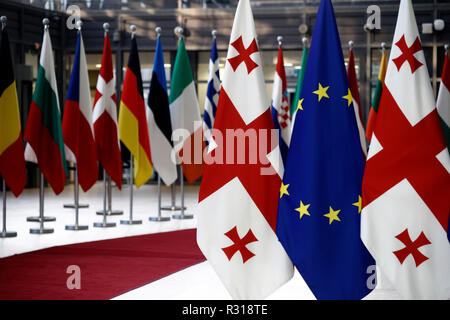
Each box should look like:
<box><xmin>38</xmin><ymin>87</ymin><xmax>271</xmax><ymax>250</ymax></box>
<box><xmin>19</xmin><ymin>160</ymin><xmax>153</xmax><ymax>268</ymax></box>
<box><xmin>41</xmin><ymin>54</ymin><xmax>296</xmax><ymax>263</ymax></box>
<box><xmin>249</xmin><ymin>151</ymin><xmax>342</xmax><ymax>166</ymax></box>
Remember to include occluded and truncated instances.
<box><xmin>276</xmin><ymin>0</ymin><xmax>375</xmax><ymax>300</ymax></box>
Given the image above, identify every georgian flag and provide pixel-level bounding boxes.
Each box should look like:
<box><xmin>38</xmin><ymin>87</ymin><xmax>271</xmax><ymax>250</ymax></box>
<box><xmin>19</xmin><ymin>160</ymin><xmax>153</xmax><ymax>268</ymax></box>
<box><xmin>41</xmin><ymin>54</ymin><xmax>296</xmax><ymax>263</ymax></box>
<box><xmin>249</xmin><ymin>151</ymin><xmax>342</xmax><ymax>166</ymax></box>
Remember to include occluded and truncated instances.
<box><xmin>196</xmin><ymin>0</ymin><xmax>293</xmax><ymax>299</ymax></box>
<box><xmin>361</xmin><ymin>0</ymin><xmax>450</xmax><ymax>299</ymax></box>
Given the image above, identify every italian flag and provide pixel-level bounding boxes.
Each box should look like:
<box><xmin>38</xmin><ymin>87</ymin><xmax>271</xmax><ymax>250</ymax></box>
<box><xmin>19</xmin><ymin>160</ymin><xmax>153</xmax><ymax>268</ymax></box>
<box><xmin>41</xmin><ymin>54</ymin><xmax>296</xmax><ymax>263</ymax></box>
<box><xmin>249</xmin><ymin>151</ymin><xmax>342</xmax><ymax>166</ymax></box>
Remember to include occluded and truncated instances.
<box><xmin>365</xmin><ymin>49</ymin><xmax>388</xmax><ymax>142</ymax></box>
<box><xmin>24</xmin><ymin>27</ymin><xmax>67</xmax><ymax>195</ymax></box>
<box><xmin>437</xmin><ymin>49</ymin><xmax>450</xmax><ymax>152</ymax></box>
<box><xmin>169</xmin><ymin>37</ymin><xmax>204</xmax><ymax>184</ymax></box>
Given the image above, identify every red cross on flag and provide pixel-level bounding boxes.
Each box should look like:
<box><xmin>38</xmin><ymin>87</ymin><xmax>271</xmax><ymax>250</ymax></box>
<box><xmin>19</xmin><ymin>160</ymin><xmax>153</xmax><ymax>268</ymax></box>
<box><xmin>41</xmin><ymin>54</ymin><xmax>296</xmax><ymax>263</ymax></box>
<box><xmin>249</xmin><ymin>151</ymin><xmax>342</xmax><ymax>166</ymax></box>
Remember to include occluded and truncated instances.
<box><xmin>196</xmin><ymin>0</ymin><xmax>293</xmax><ymax>299</ymax></box>
<box><xmin>361</xmin><ymin>0</ymin><xmax>450</xmax><ymax>299</ymax></box>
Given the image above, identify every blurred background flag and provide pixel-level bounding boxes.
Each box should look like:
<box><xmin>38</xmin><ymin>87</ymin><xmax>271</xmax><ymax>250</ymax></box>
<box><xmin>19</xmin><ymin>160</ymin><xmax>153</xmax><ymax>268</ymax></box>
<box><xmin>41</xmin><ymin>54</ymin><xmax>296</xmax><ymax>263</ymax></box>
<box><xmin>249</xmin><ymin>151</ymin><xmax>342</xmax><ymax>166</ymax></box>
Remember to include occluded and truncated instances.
<box><xmin>436</xmin><ymin>46</ymin><xmax>449</xmax><ymax>152</ymax></box>
<box><xmin>276</xmin><ymin>0</ymin><xmax>375</xmax><ymax>300</ymax></box>
<box><xmin>290</xmin><ymin>38</ymin><xmax>308</xmax><ymax>128</ymax></box>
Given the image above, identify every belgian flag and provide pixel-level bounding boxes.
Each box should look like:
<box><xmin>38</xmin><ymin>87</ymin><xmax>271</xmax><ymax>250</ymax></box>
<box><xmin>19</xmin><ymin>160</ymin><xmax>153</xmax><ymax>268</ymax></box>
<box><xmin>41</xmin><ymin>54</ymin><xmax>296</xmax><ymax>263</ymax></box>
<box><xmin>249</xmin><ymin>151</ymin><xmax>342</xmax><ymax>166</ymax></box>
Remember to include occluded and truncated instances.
<box><xmin>118</xmin><ymin>36</ymin><xmax>152</xmax><ymax>187</ymax></box>
<box><xmin>0</xmin><ymin>26</ymin><xmax>27</xmax><ymax>196</ymax></box>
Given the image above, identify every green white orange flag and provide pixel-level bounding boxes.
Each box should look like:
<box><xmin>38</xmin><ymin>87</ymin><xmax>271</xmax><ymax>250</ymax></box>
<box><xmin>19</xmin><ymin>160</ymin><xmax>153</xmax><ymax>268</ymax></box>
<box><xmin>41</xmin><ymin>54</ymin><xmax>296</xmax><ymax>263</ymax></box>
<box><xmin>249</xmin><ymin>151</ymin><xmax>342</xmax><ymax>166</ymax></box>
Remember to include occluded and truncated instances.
<box><xmin>118</xmin><ymin>36</ymin><xmax>153</xmax><ymax>188</ymax></box>
<box><xmin>169</xmin><ymin>37</ymin><xmax>204</xmax><ymax>184</ymax></box>
<box><xmin>290</xmin><ymin>43</ymin><xmax>308</xmax><ymax>128</ymax></box>
<box><xmin>437</xmin><ymin>48</ymin><xmax>450</xmax><ymax>152</ymax></box>
<box><xmin>366</xmin><ymin>47</ymin><xmax>388</xmax><ymax>142</ymax></box>
<box><xmin>0</xmin><ymin>26</ymin><xmax>27</xmax><ymax>197</ymax></box>
<box><xmin>24</xmin><ymin>26</ymin><xmax>67</xmax><ymax>195</ymax></box>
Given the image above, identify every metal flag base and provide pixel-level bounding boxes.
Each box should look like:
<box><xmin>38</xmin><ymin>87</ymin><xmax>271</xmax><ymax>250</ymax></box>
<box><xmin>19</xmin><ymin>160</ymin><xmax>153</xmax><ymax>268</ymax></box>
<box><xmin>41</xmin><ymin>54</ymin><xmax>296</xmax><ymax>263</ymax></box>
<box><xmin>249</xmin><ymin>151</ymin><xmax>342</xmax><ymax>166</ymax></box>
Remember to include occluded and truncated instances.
<box><xmin>64</xmin><ymin>203</ymin><xmax>89</xmax><ymax>209</ymax></box>
<box><xmin>161</xmin><ymin>205</ymin><xmax>186</xmax><ymax>211</ymax></box>
<box><xmin>172</xmin><ymin>214</ymin><xmax>193</xmax><ymax>220</ymax></box>
<box><xmin>26</xmin><ymin>216</ymin><xmax>56</xmax><ymax>222</ymax></box>
<box><xmin>93</xmin><ymin>221</ymin><xmax>116</xmax><ymax>228</ymax></box>
<box><xmin>65</xmin><ymin>225</ymin><xmax>89</xmax><ymax>231</ymax></box>
<box><xmin>0</xmin><ymin>231</ymin><xmax>17</xmax><ymax>238</ymax></box>
<box><xmin>149</xmin><ymin>216</ymin><xmax>170</xmax><ymax>222</ymax></box>
<box><xmin>30</xmin><ymin>228</ymin><xmax>53</xmax><ymax>234</ymax></box>
<box><xmin>96</xmin><ymin>209</ymin><xmax>123</xmax><ymax>216</ymax></box>
<box><xmin>120</xmin><ymin>219</ymin><xmax>142</xmax><ymax>225</ymax></box>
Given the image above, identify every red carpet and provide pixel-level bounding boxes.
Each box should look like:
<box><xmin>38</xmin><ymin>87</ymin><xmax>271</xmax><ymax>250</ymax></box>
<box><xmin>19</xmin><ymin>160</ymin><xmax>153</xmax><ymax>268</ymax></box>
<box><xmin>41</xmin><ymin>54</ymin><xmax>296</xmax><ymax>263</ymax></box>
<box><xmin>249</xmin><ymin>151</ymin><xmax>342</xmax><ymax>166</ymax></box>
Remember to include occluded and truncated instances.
<box><xmin>0</xmin><ymin>229</ymin><xmax>205</xmax><ymax>300</ymax></box>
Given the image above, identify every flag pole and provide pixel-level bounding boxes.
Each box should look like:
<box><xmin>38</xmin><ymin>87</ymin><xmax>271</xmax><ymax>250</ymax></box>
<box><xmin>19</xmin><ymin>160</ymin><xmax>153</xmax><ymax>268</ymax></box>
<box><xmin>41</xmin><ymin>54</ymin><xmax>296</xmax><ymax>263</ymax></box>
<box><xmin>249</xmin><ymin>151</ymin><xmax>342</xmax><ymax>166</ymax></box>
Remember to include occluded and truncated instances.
<box><xmin>149</xmin><ymin>27</ymin><xmax>170</xmax><ymax>223</ymax></box>
<box><xmin>445</xmin><ymin>44</ymin><xmax>448</xmax><ymax>56</ymax></box>
<box><xmin>160</xmin><ymin>26</ymin><xmax>186</xmax><ymax>213</ymax></box>
<box><xmin>172</xmin><ymin>26</ymin><xmax>192</xmax><ymax>220</ymax></box>
<box><xmin>95</xmin><ymin>22</ymin><xmax>122</xmax><ymax>218</ymax></box>
<box><xmin>0</xmin><ymin>176</ymin><xmax>17</xmax><ymax>238</ymax></box>
<box><xmin>65</xmin><ymin>21</ymin><xmax>89</xmax><ymax>231</ymax></box>
<box><xmin>94</xmin><ymin>23</ymin><xmax>118</xmax><ymax>228</ymax></box>
<box><xmin>63</xmin><ymin>167</ymin><xmax>89</xmax><ymax>209</ymax></box>
<box><xmin>26</xmin><ymin>20</ymin><xmax>57</xmax><ymax>229</ymax></box>
<box><xmin>121</xmin><ymin>25</ymin><xmax>142</xmax><ymax>225</ymax></box>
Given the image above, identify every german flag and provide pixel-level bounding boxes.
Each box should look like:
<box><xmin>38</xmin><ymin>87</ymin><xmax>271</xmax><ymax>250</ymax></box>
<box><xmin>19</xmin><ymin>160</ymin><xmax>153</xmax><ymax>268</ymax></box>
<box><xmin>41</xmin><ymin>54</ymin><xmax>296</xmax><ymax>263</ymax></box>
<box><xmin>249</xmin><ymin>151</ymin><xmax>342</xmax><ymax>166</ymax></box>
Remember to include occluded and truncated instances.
<box><xmin>0</xmin><ymin>27</ymin><xmax>27</xmax><ymax>196</ymax></box>
<box><xmin>118</xmin><ymin>36</ymin><xmax>152</xmax><ymax>187</ymax></box>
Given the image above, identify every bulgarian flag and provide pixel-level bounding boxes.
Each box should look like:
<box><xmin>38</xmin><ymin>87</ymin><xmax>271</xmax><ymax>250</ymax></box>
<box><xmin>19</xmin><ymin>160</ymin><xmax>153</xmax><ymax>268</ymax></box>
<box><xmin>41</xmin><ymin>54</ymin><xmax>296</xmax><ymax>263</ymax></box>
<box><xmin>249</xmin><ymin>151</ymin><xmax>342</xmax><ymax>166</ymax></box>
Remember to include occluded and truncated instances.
<box><xmin>365</xmin><ymin>48</ymin><xmax>388</xmax><ymax>142</ymax></box>
<box><xmin>169</xmin><ymin>37</ymin><xmax>204</xmax><ymax>184</ymax></box>
<box><xmin>62</xmin><ymin>30</ymin><xmax>98</xmax><ymax>192</ymax></box>
<box><xmin>118</xmin><ymin>35</ymin><xmax>153</xmax><ymax>188</ymax></box>
<box><xmin>24</xmin><ymin>25</ymin><xmax>67</xmax><ymax>195</ymax></box>
<box><xmin>436</xmin><ymin>49</ymin><xmax>449</xmax><ymax>152</ymax></box>
<box><xmin>0</xmin><ymin>26</ymin><xmax>27</xmax><ymax>197</ymax></box>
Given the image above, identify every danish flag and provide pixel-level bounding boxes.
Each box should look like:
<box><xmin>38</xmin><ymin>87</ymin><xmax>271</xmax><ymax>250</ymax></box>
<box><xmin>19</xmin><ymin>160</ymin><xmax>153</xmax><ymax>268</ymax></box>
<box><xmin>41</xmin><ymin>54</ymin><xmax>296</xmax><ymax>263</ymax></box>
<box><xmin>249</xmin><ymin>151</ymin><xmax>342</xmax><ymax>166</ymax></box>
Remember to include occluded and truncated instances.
<box><xmin>196</xmin><ymin>0</ymin><xmax>293</xmax><ymax>300</ymax></box>
<box><xmin>361</xmin><ymin>0</ymin><xmax>450</xmax><ymax>299</ymax></box>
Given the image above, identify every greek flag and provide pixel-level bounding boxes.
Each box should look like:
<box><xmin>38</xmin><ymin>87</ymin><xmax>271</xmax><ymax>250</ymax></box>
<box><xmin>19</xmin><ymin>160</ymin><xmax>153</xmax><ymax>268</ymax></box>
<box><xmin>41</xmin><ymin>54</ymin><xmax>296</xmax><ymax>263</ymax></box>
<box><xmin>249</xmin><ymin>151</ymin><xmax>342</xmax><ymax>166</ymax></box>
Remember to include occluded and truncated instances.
<box><xmin>203</xmin><ymin>38</ymin><xmax>221</xmax><ymax>141</ymax></box>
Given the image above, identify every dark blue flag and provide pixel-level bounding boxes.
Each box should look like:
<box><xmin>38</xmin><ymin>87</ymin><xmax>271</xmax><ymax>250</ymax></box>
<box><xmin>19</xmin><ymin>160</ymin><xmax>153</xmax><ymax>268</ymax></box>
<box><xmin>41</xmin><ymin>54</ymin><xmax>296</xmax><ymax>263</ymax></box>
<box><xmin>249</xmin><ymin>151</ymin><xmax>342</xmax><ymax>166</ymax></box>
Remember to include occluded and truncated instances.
<box><xmin>276</xmin><ymin>0</ymin><xmax>375</xmax><ymax>300</ymax></box>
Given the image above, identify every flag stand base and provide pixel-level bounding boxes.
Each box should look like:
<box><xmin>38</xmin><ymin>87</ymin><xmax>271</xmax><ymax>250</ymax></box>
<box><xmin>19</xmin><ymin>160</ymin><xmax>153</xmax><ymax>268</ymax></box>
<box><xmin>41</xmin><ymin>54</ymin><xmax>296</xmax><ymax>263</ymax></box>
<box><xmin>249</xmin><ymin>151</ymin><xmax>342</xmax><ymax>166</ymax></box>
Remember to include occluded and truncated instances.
<box><xmin>26</xmin><ymin>216</ymin><xmax>56</xmax><ymax>222</ymax></box>
<box><xmin>95</xmin><ymin>210</ymin><xmax>123</xmax><ymax>216</ymax></box>
<box><xmin>0</xmin><ymin>231</ymin><xmax>17</xmax><ymax>238</ymax></box>
<box><xmin>94</xmin><ymin>221</ymin><xmax>116</xmax><ymax>228</ymax></box>
<box><xmin>64</xmin><ymin>203</ymin><xmax>89</xmax><ymax>209</ymax></box>
<box><xmin>161</xmin><ymin>205</ymin><xmax>186</xmax><ymax>211</ymax></box>
<box><xmin>120</xmin><ymin>219</ymin><xmax>142</xmax><ymax>225</ymax></box>
<box><xmin>65</xmin><ymin>225</ymin><xmax>88</xmax><ymax>231</ymax></box>
<box><xmin>30</xmin><ymin>228</ymin><xmax>53</xmax><ymax>234</ymax></box>
<box><xmin>149</xmin><ymin>216</ymin><xmax>170</xmax><ymax>222</ymax></box>
<box><xmin>172</xmin><ymin>214</ymin><xmax>193</xmax><ymax>220</ymax></box>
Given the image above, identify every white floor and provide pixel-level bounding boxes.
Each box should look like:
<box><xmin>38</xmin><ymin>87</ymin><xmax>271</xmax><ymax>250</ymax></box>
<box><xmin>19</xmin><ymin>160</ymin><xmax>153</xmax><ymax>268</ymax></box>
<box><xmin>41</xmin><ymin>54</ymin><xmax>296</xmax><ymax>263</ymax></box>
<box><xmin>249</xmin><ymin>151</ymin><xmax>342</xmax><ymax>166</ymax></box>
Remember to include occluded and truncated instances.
<box><xmin>0</xmin><ymin>181</ymin><xmax>400</xmax><ymax>300</ymax></box>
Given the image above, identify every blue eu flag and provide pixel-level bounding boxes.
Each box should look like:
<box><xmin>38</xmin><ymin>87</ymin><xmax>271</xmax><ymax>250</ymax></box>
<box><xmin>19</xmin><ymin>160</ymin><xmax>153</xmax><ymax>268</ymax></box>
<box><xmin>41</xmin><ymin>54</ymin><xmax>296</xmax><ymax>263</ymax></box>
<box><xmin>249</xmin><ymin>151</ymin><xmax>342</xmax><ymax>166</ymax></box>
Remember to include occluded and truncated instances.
<box><xmin>276</xmin><ymin>0</ymin><xmax>375</xmax><ymax>300</ymax></box>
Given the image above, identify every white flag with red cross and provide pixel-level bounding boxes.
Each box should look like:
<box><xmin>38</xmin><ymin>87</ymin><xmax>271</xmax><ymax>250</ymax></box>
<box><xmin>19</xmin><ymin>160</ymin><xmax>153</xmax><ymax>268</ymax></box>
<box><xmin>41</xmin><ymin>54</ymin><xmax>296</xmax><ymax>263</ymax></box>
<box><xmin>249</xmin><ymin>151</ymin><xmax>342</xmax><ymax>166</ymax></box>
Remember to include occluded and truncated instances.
<box><xmin>196</xmin><ymin>0</ymin><xmax>293</xmax><ymax>300</ymax></box>
<box><xmin>361</xmin><ymin>0</ymin><xmax>450</xmax><ymax>299</ymax></box>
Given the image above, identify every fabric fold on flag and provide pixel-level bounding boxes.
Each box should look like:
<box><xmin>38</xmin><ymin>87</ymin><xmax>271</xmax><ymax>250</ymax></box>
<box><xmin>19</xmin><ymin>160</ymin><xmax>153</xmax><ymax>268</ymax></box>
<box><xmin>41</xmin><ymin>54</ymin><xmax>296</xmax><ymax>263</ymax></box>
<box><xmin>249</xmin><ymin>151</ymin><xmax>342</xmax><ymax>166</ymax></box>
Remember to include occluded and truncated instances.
<box><xmin>93</xmin><ymin>31</ymin><xmax>123</xmax><ymax>189</ymax></box>
<box><xmin>118</xmin><ymin>35</ymin><xmax>153</xmax><ymax>188</ymax></box>
<box><xmin>276</xmin><ymin>0</ymin><xmax>375</xmax><ymax>300</ymax></box>
<box><xmin>24</xmin><ymin>26</ymin><xmax>67</xmax><ymax>195</ymax></box>
<box><xmin>271</xmin><ymin>44</ymin><xmax>290</xmax><ymax>163</ymax></box>
<box><xmin>197</xmin><ymin>0</ymin><xmax>293</xmax><ymax>300</ymax></box>
<box><xmin>362</xmin><ymin>0</ymin><xmax>450</xmax><ymax>299</ymax></box>
<box><xmin>169</xmin><ymin>38</ymin><xmax>204</xmax><ymax>184</ymax></box>
<box><xmin>347</xmin><ymin>47</ymin><xmax>367</xmax><ymax>156</ymax></box>
<box><xmin>203</xmin><ymin>37</ymin><xmax>221</xmax><ymax>144</ymax></box>
<box><xmin>366</xmin><ymin>48</ymin><xmax>388</xmax><ymax>142</ymax></box>
<box><xmin>0</xmin><ymin>27</ymin><xmax>27</xmax><ymax>197</ymax></box>
<box><xmin>147</xmin><ymin>36</ymin><xmax>177</xmax><ymax>186</ymax></box>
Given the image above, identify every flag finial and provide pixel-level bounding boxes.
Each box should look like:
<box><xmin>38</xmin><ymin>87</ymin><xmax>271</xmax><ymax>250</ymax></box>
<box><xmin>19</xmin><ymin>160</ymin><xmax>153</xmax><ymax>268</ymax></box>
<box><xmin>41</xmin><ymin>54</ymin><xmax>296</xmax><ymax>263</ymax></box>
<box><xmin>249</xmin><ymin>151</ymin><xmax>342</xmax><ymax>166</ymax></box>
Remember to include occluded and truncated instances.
<box><xmin>348</xmin><ymin>40</ymin><xmax>354</xmax><ymax>51</ymax></box>
<box><xmin>76</xmin><ymin>20</ymin><xmax>83</xmax><ymax>31</ymax></box>
<box><xmin>211</xmin><ymin>29</ymin><xmax>218</xmax><ymax>40</ymax></box>
<box><xmin>155</xmin><ymin>26</ymin><xmax>162</xmax><ymax>38</ymax></box>
<box><xmin>277</xmin><ymin>36</ymin><xmax>283</xmax><ymax>46</ymax></box>
<box><xmin>174</xmin><ymin>26</ymin><xmax>184</xmax><ymax>39</ymax></box>
<box><xmin>445</xmin><ymin>44</ymin><xmax>449</xmax><ymax>55</ymax></box>
<box><xmin>130</xmin><ymin>25</ymin><xmax>136</xmax><ymax>39</ymax></box>
<box><xmin>302</xmin><ymin>37</ymin><xmax>308</xmax><ymax>47</ymax></box>
<box><xmin>103</xmin><ymin>22</ymin><xmax>110</xmax><ymax>34</ymax></box>
<box><xmin>43</xmin><ymin>18</ymin><xmax>50</xmax><ymax>30</ymax></box>
<box><xmin>1</xmin><ymin>16</ymin><xmax>7</xmax><ymax>30</ymax></box>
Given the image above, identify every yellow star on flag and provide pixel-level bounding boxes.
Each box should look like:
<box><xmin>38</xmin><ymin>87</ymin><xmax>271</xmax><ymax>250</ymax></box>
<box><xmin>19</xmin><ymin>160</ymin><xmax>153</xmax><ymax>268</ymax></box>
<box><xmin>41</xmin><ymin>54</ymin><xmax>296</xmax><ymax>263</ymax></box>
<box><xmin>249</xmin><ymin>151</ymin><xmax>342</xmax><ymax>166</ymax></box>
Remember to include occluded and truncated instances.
<box><xmin>297</xmin><ymin>98</ymin><xmax>304</xmax><ymax>111</ymax></box>
<box><xmin>280</xmin><ymin>182</ymin><xmax>289</xmax><ymax>199</ymax></box>
<box><xmin>295</xmin><ymin>201</ymin><xmax>310</xmax><ymax>219</ymax></box>
<box><xmin>353</xmin><ymin>195</ymin><xmax>362</xmax><ymax>213</ymax></box>
<box><xmin>343</xmin><ymin>89</ymin><xmax>353</xmax><ymax>107</ymax></box>
<box><xmin>313</xmin><ymin>83</ymin><xmax>330</xmax><ymax>102</ymax></box>
<box><xmin>323</xmin><ymin>206</ymin><xmax>341</xmax><ymax>224</ymax></box>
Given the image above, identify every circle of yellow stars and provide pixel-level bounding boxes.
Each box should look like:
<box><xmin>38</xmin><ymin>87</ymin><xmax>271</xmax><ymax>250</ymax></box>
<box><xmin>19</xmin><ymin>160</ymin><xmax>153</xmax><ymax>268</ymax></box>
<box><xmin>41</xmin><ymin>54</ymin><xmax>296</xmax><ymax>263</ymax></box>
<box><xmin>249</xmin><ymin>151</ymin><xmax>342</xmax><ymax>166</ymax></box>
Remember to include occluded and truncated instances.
<box><xmin>279</xmin><ymin>183</ymin><xmax>362</xmax><ymax>224</ymax></box>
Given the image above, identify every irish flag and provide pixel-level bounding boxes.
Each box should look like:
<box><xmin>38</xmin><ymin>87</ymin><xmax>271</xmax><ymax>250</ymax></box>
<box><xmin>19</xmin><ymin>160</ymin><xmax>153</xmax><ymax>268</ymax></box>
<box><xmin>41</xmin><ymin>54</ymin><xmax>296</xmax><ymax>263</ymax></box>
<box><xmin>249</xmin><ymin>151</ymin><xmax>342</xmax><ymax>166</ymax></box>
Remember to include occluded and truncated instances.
<box><xmin>62</xmin><ymin>30</ymin><xmax>98</xmax><ymax>192</ymax></box>
<box><xmin>169</xmin><ymin>37</ymin><xmax>204</xmax><ymax>184</ymax></box>
<box><xmin>0</xmin><ymin>26</ymin><xmax>27</xmax><ymax>197</ymax></box>
<box><xmin>24</xmin><ymin>25</ymin><xmax>67</xmax><ymax>195</ymax></box>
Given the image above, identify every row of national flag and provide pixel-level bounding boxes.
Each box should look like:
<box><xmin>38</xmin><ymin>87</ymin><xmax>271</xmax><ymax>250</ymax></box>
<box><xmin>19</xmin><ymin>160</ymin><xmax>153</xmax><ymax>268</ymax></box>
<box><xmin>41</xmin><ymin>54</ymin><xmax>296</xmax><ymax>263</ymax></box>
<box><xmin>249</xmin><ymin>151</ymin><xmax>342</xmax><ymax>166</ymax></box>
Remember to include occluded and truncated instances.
<box><xmin>0</xmin><ymin>22</ymin><xmax>207</xmax><ymax>198</ymax></box>
<box><xmin>196</xmin><ymin>0</ymin><xmax>449</xmax><ymax>301</ymax></box>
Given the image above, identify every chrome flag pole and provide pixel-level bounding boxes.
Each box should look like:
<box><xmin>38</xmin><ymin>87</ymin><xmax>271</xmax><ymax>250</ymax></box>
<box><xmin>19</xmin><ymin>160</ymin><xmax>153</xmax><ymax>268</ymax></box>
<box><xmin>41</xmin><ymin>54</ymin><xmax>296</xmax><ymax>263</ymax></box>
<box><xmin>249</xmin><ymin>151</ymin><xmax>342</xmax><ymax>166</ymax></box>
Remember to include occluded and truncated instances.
<box><xmin>120</xmin><ymin>153</ymin><xmax>142</xmax><ymax>225</ymax></box>
<box><xmin>172</xmin><ymin>165</ymin><xmax>192</xmax><ymax>220</ymax></box>
<box><xmin>1</xmin><ymin>177</ymin><xmax>17</xmax><ymax>238</ymax></box>
<box><xmin>30</xmin><ymin>172</ymin><xmax>54</xmax><ymax>234</ymax></box>
<box><xmin>65</xmin><ymin>166</ymin><xmax>88</xmax><ymax>231</ymax></box>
